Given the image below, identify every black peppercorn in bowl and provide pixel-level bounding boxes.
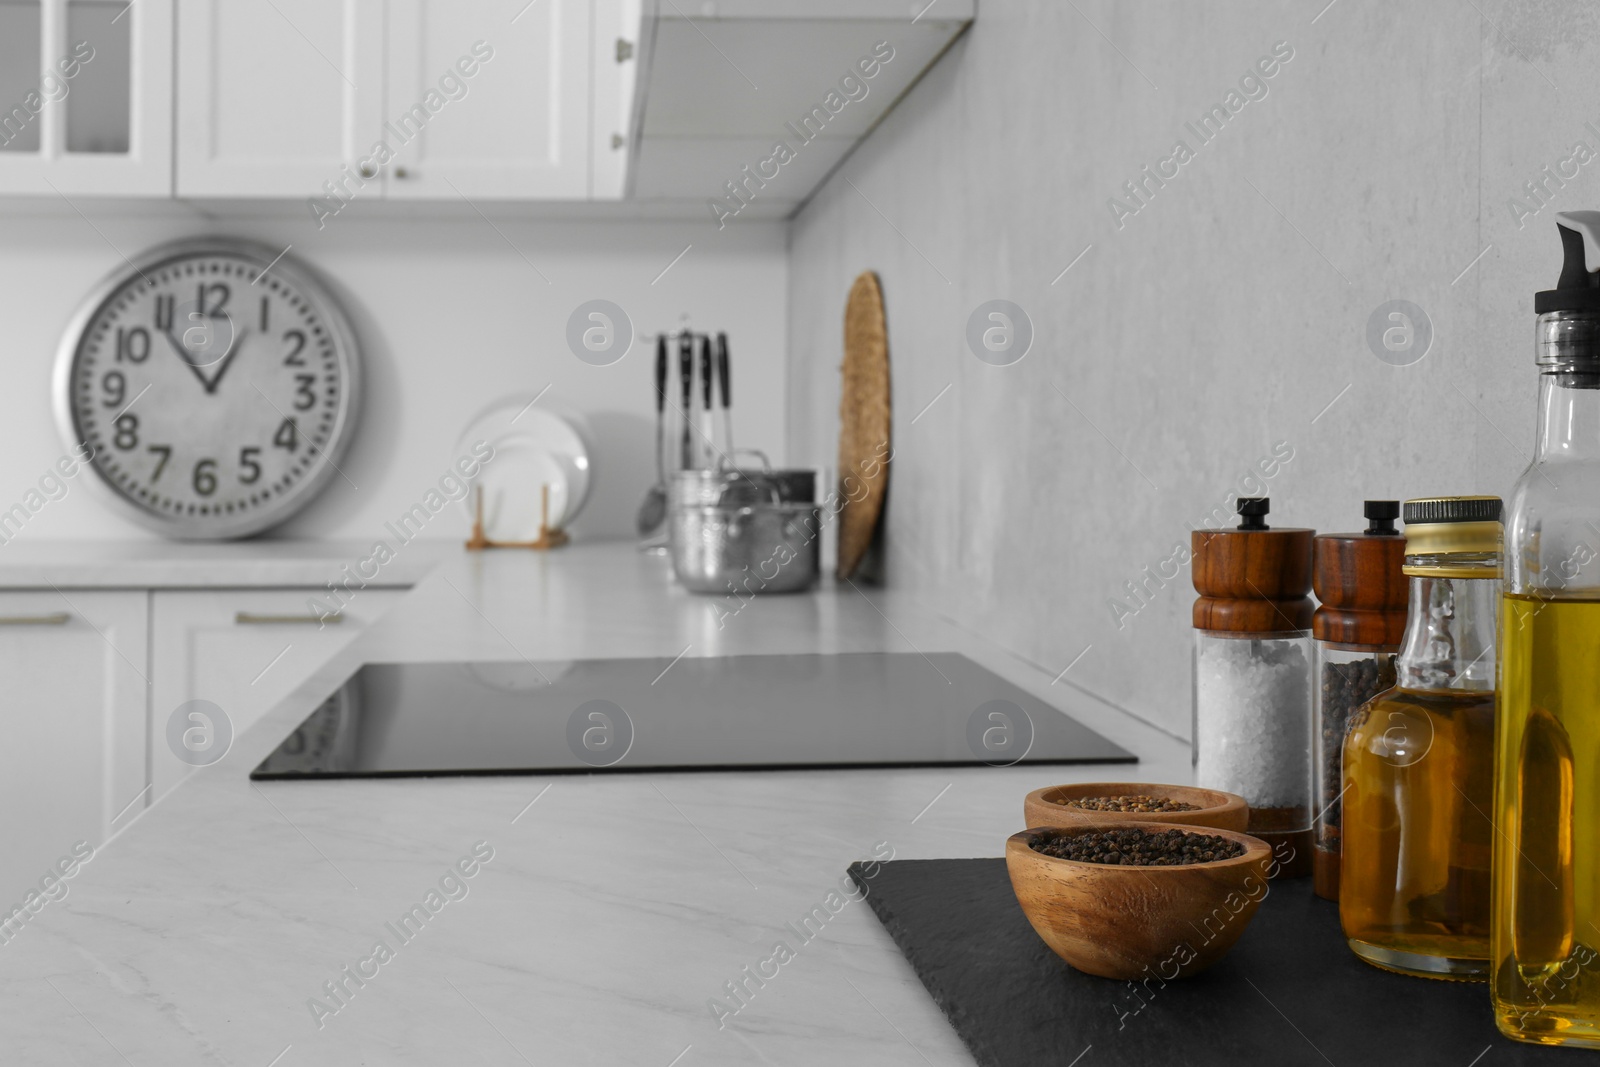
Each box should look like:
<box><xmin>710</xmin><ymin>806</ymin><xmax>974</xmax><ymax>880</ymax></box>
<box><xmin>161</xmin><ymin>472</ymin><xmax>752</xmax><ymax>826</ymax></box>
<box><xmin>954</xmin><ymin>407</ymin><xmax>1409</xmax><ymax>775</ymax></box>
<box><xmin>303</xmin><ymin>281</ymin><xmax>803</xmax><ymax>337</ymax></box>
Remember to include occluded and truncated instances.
<box><xmin>1023</xmin><ymin>782</ymin><xmax>1249</xmax><ymax>834</ymax></box>
<box><xmin>1006</xmin><ymin>822</ymin><xmax>1273</xmax><ymax>980</ymax></box>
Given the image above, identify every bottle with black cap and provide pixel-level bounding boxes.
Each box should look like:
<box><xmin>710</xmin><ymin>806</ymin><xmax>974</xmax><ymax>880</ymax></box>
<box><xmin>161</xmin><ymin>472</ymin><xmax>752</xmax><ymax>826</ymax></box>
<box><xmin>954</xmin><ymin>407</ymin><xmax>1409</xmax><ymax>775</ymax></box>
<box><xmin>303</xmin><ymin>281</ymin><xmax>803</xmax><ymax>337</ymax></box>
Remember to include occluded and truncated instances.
<box><xmin>1340</xmin><ymin>496</ymin><xmax>1501</xmax><ymax>980</ymax></box>
<box><xmin>1495</xmin><ymin>211</ymin><xmax>1600</xmax><ymax>1044</ymax></box>
<box><xmin>1310</xmin><ymin>501</ymin><xmax>1408</xmax><ymax>902</ymax></box>
<box><xmin>1191</xmin><ymin>496</ymin><xmax>1315</xmax><ymax>878</ymax></box>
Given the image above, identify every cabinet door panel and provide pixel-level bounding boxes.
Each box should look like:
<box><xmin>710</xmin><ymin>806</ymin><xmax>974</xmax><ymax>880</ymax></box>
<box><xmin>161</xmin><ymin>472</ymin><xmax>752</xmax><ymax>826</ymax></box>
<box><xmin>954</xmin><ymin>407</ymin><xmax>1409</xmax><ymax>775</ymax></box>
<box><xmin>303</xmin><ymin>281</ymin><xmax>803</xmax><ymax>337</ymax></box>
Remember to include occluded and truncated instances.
<box><xmin>385</xmin><ymin>0</ymin><xmax>590</xmax><ymax>199</ymax></box>
<box><xmin>0</xmin><ymin>0</ymin><xmax>172</xmax><ymax>195</ymax></box>
<box><xmin>150</xmin><ymin>588</ymin><xmax>404</xmax><ymax>800</ymax></box>
<box><xmin>175</xmin><ymin>0</ymin><xmax>384</xmax><ymax>197</ymax></box>
<box><xmin>0</xmin><ymin>590</ymin><xmax>147</xmax><ymax>903</ymax></box>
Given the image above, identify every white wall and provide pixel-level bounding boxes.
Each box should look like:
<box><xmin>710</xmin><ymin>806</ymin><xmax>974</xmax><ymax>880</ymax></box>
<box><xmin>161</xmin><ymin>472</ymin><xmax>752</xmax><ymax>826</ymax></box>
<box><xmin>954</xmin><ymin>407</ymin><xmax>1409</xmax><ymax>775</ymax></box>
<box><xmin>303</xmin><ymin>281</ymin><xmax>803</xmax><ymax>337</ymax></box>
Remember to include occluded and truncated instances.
<box><xmin>0</xmin><ymin>206</ymin><xmax>787</xmax><ymax>544</ymax></box>
<box><xmin>787</xmin><ymin>0</ymin><xmax>1566</xmax><ymax>741</ymax></box>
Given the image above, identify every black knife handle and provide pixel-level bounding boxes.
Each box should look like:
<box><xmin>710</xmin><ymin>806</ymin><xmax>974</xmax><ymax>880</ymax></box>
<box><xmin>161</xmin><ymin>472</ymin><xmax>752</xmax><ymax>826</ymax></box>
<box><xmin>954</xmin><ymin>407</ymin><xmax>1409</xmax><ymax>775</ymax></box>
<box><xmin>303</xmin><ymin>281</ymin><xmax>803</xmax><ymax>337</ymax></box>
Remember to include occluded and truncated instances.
<box><xmin>700</xmin><ymin>334</ymin><xmax>713</xmax><ymax>410</ymax></box>
<box><xmin>716</xmin><ymin>333</ymin><xmax>730</xmax><ymax>409</ymax></box>
<box><xmin>654</xmin><ymin>335</ymin><xmax>668</xmax><ymax>413</ymax></box>
<box><xmin>678</xmin><ymin>333</ymin><xmax>692</xmax><ymax>408</ymax></box>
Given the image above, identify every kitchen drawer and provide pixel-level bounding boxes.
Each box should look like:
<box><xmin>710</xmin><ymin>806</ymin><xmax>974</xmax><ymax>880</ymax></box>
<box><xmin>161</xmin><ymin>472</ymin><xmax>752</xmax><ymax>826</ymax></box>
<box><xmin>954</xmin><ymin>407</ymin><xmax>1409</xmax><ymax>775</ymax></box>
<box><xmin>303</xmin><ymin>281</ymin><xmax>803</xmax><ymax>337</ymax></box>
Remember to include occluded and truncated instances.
<box><xmin>150</xmin><ymin>588</ymin><xmax>406</xmax><ymax>800</ymax></box>
<box><xmin>0</xmin><ymin>589</ymin><xmax>147</xmax><ymax>903</ymax></box>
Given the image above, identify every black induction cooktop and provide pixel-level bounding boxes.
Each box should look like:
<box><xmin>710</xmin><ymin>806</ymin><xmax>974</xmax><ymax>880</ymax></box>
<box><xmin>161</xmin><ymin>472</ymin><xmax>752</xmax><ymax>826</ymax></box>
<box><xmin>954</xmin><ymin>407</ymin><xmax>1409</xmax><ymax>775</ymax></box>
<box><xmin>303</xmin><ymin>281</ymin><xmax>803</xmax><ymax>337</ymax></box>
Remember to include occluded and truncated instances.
<box><xmin>250</xmin><ymin>652</ymin><xmax>1136</xmax><ymax>779</ymax></box>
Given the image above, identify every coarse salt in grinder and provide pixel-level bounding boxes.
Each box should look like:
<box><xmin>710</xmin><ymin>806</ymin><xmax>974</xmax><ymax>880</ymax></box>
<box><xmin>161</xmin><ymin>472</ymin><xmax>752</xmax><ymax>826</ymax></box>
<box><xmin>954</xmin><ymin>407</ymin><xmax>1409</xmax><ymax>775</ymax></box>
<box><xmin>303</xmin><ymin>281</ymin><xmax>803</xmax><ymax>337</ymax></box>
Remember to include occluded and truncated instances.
<box><xmin>1310</xmin><ymin>501</ymin><xmax>1407</xmax><ymax>901</ymax></box>
<box><xmin>1192</xmin><ymin>497</ymin><xmax>1314</xmax><ymax>878</ymax></box>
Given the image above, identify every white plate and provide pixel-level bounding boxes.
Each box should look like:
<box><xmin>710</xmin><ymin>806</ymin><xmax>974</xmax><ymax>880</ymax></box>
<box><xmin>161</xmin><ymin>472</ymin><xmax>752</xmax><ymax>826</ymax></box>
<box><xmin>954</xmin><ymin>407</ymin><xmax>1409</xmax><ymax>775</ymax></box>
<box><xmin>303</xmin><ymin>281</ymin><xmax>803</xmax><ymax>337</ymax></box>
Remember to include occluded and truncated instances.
<box><xmin>456</xmin><ymin>398</ymin><xmax>591</xmax><ymax>538</ymax></box>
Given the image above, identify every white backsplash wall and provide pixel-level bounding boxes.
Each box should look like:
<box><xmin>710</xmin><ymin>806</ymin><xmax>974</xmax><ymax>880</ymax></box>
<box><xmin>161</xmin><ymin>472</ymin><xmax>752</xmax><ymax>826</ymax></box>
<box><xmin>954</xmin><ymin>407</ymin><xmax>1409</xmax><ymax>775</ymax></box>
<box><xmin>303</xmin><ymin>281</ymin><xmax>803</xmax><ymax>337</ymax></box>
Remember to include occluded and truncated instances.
<box><xmin>787</xmin><ymin>0</ymin><xmax>1570</xmax><ymax>741</ymax></box>
<box><xmin>0</xmin><ymin>210</ymin><xmax>786</xmax><ymax>545</ymax></box>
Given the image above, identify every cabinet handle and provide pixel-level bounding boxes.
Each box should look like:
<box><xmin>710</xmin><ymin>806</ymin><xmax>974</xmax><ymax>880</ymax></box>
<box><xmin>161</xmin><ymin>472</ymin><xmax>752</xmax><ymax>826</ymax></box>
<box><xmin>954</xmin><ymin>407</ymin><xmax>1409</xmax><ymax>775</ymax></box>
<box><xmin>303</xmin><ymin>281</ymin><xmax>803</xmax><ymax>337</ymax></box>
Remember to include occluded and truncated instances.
<box><xmin>394</xmin><ymin>166</ymin><xmax>411</xmax><ymax>179</ymax></box>
<box><xmin>616</xmin><ymin>37</ymin><xmax>634</xmax><ymax>63</ymax></box>
<box><xmin>611</xmin><ymin>132</ymin><xmax>625</xmax><ymax>150</ymax></box>
<box><xmin>234</xmin><ymin>612</ymin><xmax>342</xmax><ymax>625</ymax></box>
<box><xmin>359</xmin><ymin>163</ymin><xmax>377</xmax><ymax>179</ymax></box>
<box><xmin>0</xmin><ymin>612</ymin><xmax>70</xmax><ymax>626</ymax></box>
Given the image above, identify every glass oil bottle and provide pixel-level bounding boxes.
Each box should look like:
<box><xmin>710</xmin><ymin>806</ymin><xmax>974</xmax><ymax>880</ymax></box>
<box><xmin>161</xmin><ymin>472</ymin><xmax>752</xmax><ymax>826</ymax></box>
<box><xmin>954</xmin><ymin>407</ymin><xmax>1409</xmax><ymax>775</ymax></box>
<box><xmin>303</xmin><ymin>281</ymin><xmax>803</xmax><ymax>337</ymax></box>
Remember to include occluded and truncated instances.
<box><xmin>1340</xmin><ymin>497</ymin><xmax>1501</xmax><ymax>979</ymax></box>
<box><xmin>1495</xmin><ymin>210</ymin><xmax>1600</xmax><ymax>1046</ymax></box>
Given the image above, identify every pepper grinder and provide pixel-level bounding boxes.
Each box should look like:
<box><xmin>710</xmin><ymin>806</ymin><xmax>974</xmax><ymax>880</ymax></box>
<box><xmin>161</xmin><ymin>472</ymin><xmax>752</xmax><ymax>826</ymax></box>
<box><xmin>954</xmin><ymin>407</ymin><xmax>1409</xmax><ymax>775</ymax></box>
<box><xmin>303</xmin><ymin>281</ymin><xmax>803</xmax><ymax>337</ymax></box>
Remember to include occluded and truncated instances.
<box><xmin>1192</xmin><ymin>497</ymin><xmax>1315</xmax><ymax>878</ymax></box>
<box><xmin>1310</xmin><ymin>501</ymin><xmax>1407</xmax><ymax>901</ymax></box>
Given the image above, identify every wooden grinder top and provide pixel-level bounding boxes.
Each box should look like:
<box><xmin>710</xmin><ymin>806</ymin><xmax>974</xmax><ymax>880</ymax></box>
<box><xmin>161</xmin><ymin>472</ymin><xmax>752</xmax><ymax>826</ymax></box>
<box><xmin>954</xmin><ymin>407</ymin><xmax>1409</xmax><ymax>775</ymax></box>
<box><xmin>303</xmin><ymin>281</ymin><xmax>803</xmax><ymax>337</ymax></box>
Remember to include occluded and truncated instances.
<box><xmin>1312</xmin><ymin>501</ymin><xmax>1408</xmax><ymax>648</ymax></box>
<box><xmin>1192</xmin><ymin>498</ymin><xmax>1314</xmax><ymax>634</ymax></box>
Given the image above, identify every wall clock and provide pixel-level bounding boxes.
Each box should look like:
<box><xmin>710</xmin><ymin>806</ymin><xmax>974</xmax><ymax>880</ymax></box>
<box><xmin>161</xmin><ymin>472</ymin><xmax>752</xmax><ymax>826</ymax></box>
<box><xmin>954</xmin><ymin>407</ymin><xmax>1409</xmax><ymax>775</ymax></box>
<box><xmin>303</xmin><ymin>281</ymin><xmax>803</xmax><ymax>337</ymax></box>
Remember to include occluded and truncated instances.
<box><xmin>53</xmin><ymin>238</ymin><xmax>362</xmax><ymax>540</ymax></box>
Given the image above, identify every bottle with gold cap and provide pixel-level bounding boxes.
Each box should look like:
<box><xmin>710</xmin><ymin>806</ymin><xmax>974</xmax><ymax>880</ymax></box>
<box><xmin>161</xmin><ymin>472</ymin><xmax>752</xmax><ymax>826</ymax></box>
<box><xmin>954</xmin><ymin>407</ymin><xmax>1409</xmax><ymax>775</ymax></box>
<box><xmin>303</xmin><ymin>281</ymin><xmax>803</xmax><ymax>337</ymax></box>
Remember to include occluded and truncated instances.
<box><xmin>1340</xmin><ymin>496</ymin><xmax>1501</xmax><ymax>979</ymax></box>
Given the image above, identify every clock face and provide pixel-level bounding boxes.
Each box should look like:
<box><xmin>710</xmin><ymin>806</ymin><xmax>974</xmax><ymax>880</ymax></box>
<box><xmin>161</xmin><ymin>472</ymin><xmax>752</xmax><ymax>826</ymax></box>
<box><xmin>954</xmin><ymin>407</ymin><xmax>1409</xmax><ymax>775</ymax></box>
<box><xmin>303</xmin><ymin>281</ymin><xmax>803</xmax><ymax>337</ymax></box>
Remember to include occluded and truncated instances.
<box><xmin>55</xmin><ymin>239</ymin><xmax>361</xmax><ymax>539</ymax></box>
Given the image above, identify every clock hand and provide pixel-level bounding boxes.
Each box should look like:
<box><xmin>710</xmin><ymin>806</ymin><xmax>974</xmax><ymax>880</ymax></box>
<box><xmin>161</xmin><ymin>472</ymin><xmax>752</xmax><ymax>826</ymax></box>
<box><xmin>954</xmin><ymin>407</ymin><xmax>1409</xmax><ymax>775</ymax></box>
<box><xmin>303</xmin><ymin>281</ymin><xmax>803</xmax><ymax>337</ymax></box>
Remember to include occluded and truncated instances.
<box><xmin>160</xmin><ymin>326</ymin><xmax>219</xmax><ymax>393</ymax></box>
<box><xmin>202</xmin><ymin>329</ymin><xmax>249</xmax><ymax>395</ymax></box>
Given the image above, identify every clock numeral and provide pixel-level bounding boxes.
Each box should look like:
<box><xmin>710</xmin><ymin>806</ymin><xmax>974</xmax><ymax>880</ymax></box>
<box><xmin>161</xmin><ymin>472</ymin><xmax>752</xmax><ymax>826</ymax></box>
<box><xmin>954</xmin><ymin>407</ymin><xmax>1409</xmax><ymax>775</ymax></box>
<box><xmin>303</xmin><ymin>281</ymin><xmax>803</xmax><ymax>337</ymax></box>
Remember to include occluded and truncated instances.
<box><xmin>193</xmin><ymin>458</ymin><xmax>218</xmax><ymax>497</ymax></box>
<box><xmin>101</xmin><ymin>370</ymin><xmax>126</xmax><ymax>408</ymax></box>
<box><xmin>259</xmin><ymin>296</ymin><xmax>270</xmax><ymax>331</ymax></box>
<box><xmin>274</xmin><ymin>417</ymin><xmax>299</xmax><ymax>452</ymax></box>
<box><xmin>154</xmin><ymin>295</ymin><xmax>175</xmax><ymax>332</ymax></box>
<box><xmin>113</xmin><ymin>413</ymin><xmax>139</xmax><ymax>451</ymax></box>
<box><xmin>196</xmin><ymin>283</ymin><xmax>230</xmax><ymax>320</ymax></box>
<box><xmin>282</xmin><ymin>330</ymin><xmax>307</xmax><ymax>367</ymax></box>
<box><xmin>147</xmin><ymin>444</ymin><xmax>171</xmax><ymax>482</ymax></box>
<box><xmin>116</xmin><ymin>326</ymin><xmax>150</xmax><ymax>363</ymax></box>
<box><xmin>239</xmin><ymin>446</ymin><xmax>262</xmax><ymax>485</ymax></box>
<box><xmin>293</xmin><ymin>374</ymin><xmax>317</xmax><ymax>411</ymax></box>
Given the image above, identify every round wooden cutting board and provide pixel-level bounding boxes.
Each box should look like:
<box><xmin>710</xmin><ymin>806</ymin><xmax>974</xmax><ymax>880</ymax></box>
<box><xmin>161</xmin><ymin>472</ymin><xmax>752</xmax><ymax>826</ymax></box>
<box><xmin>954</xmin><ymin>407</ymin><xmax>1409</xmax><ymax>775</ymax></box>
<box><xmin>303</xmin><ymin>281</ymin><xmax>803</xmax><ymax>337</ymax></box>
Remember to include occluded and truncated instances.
<box><xmin>837</xmin><ymin>271</ymin><xmax>891</xmax><ymax>580</ymax></box>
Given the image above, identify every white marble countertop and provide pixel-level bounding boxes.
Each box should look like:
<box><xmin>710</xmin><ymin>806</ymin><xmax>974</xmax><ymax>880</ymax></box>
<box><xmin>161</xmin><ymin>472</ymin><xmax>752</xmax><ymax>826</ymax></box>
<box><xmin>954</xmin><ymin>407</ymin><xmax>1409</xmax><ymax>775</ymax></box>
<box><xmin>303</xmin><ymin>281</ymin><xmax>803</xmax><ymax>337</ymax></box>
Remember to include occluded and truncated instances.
<box><xmin>0</xmin><ymin>539</ymin><xmax>447</xmax><ymax>588</ymax></box>
<box><xmin>1</xmin><ymin>542</ymin><xmax>1189</xmax><ymax>1065</ymax></box>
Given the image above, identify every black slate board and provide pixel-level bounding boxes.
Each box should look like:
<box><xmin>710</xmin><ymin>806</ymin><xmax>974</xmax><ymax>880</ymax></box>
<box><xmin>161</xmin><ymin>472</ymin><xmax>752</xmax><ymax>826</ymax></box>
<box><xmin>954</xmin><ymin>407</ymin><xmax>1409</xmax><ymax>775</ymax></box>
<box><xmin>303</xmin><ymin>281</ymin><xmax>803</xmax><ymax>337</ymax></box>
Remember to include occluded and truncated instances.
<box><xmin>847</xmin><ymin>858</ymin><xmax>1578</xmax><ymax>1066</ymax></box>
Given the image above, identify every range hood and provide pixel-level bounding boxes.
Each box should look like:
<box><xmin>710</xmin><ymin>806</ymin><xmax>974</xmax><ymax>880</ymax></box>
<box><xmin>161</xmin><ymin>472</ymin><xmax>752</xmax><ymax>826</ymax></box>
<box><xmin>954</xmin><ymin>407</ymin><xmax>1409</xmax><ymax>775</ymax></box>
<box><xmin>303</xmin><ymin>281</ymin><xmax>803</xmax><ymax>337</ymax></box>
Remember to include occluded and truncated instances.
<box><xmin>613</xmin><ymin>0</ymin><xmax>975</xmax><ymax>216</ymax></box>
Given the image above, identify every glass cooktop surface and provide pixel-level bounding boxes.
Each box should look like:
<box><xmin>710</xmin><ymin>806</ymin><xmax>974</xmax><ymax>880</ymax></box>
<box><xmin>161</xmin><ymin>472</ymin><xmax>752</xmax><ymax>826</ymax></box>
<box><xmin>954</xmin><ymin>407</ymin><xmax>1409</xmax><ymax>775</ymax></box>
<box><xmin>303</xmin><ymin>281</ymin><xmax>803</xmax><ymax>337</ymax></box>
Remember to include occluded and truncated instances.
<box><xmin>251</xmin><ymin>652</ymin><xmax>1135</xmax><ymax>779</ymax></box>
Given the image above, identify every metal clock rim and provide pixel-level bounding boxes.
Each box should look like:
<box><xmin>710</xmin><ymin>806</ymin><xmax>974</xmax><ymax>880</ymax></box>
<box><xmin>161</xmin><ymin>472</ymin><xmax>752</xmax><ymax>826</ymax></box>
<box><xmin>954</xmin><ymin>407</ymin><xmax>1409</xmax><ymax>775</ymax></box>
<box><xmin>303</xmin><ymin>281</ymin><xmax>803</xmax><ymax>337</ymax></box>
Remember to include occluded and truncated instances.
<box><xmin>52</xmin><ymin>236</ymin><xmax>364</xmax><ymax>541</ymax></box>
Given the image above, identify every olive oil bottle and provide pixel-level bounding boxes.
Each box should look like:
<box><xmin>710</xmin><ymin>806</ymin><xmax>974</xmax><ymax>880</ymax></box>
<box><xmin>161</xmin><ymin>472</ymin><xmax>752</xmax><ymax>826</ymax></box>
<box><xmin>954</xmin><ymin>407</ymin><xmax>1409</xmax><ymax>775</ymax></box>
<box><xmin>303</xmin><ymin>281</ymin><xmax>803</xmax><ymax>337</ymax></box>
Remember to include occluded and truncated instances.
<box><xmin>1341</xmin><ymin>497</ymin><xmax>1501</xmax><ymax>979</ymax></box>
<box><xmin>1495</xmin><ymin>211</ymin><xmax>1600</xmax><ymax>1046</ymax></box>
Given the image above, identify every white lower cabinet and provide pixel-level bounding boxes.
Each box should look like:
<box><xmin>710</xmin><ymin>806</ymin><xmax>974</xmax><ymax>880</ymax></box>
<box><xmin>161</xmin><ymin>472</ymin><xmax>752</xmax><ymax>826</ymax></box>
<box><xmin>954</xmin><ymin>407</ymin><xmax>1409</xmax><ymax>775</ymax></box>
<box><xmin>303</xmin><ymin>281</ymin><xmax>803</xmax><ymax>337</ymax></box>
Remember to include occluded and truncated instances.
<box><xmin>0</xmin><ymin>590</ymin><xmax>148</xmax><ymax>906</ymax></box>
<box><xmin>0</xmin><ymin>580</ymin><xmax>407</xmax><ymax>906</ymax></box>
<box><xmin>150</xmin><ymin>588</ymin><xmax>406</xmax><ymax>800</ymax></box>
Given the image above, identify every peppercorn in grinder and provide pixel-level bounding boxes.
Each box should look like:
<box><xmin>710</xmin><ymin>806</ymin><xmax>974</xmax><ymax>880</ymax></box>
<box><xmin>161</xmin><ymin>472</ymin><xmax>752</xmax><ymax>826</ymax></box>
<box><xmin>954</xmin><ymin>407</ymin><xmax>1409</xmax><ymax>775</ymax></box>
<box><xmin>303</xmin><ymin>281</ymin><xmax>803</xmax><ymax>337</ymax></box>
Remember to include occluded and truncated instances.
<box><xmin>1310</xmin><ymin>501</ymin><xmax>1408</xmax><ymax>901</ymax></box>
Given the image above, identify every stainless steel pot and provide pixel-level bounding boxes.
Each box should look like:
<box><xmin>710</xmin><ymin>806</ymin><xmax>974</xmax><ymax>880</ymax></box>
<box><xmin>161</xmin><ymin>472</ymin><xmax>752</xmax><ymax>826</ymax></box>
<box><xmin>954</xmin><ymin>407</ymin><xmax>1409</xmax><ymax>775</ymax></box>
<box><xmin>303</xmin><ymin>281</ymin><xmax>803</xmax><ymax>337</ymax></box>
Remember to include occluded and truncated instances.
<box><xmin>668</xmin><ymin>452</ymin><xmax>817</xmax><ymax>511</ymax></box>
<box><xmin>670</xmin><ymin>468</ymin><xmax>816</xmax><ymax>507</ymax></box>
<box><xmin>669</xmin><ymin>483</ymin><xmax>821</xmax><ymax>595</ymax></box>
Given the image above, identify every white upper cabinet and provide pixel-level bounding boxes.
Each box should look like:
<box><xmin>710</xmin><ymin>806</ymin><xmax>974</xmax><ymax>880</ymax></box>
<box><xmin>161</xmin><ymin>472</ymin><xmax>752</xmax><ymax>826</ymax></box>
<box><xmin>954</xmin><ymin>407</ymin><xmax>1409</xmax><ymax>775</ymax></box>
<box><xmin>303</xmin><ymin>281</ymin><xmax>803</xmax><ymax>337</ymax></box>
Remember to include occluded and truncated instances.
<box><xmin>0</xmin><ymin>0</ymin><xmax>970</xmax><ymax>205</ymax></box>
<box><xmin>175</xmin><ymin>0</ymin><xmax>386</xmax><ymax>198</ymax></box>
<box><xmin>0</xmin><ymin>0</ymin><xmax>172</xmax><ymax>195</ymax></box>
<box><xmin>384</xmin><ymin>0</ymin><xmax>591</xmax><ymax>199</ymax></box>
<box><xmin>590</xmin><ymin>0</ymin><xmax>641</xmax><ymax>200</ymax></box>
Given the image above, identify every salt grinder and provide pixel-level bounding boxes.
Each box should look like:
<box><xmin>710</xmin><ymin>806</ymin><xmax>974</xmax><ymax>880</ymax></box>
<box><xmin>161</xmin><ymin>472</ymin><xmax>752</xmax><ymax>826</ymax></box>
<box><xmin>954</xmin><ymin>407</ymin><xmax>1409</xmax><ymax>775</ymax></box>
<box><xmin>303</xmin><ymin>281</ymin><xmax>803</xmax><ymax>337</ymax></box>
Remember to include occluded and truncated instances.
<box><xmin>1192</xmin><ymin>497</ymin><xmax>1315</xmax><ymax>878</ymax></box>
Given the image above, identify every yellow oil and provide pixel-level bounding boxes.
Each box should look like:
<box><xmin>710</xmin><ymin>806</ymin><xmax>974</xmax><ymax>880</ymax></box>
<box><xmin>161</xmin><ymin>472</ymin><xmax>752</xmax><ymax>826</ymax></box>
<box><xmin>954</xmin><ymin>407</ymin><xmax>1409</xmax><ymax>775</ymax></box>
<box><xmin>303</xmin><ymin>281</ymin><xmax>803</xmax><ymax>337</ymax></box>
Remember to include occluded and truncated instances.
<box><xmin>1340</xmin><ymin>686</ymin><xmax>1496</xmax><ymax>979</ymax></box>
<box><xmin>1493</xmin><ymin>594</ymin><xmax>1600</xmax><ymax>1047</ymax></box>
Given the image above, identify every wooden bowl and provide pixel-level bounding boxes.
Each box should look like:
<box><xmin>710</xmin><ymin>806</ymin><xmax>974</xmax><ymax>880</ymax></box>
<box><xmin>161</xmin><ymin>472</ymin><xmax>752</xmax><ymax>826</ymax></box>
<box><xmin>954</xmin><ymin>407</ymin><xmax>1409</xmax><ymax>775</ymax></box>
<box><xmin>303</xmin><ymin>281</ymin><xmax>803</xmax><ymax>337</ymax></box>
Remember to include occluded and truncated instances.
<box><xmin>1023</xmin><ymin>782</ymin><xmax>1248</xmax><ymax>833</ymax></box>
<box><xmin>1006</xmin><ymin>822</ymin><xmax>1273</xmax><ymax>980</ymax></box>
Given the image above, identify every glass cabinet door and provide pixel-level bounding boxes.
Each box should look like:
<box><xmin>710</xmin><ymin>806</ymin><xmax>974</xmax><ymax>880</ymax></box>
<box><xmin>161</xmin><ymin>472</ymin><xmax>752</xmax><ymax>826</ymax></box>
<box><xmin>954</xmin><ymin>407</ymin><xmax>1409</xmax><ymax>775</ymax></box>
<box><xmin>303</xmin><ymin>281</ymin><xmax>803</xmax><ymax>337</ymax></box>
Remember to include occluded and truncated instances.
<box><xmin>0</xmin><ymin>0</ymin><xmax>172</xmax><ymax>195</ymax></box>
